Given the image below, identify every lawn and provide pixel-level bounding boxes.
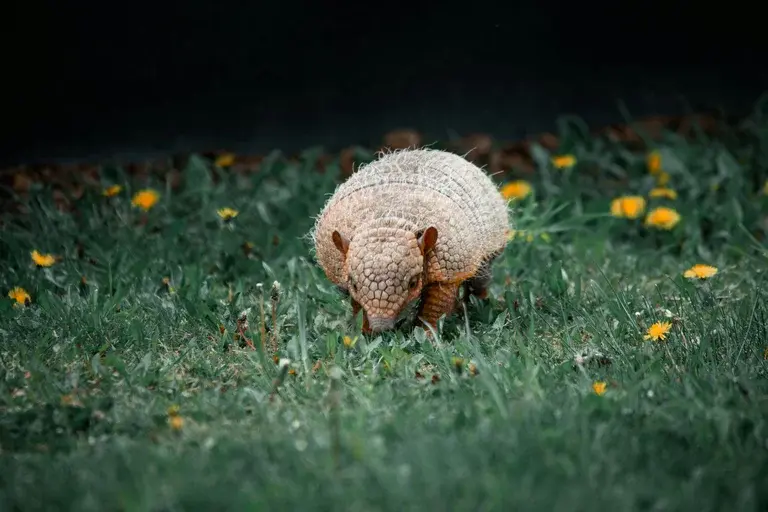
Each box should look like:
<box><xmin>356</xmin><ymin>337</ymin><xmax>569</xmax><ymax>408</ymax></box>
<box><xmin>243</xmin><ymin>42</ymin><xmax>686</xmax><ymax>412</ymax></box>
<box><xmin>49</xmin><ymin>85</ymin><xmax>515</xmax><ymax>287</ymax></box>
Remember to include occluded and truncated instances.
<box><xmin>2</xmin><ymin>104</ymin><xmax>768</xmax><ymax>511</ymax></box>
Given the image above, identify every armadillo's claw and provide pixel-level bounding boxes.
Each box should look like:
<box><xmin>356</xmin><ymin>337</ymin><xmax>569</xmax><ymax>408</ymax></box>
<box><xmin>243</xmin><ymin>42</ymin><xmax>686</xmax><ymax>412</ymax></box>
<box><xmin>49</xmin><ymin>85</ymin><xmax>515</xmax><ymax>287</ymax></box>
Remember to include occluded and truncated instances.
<box><xmin>362</xmin><ymin>314</ymin><xmax>372</xmax><ymax>335</ymax></box>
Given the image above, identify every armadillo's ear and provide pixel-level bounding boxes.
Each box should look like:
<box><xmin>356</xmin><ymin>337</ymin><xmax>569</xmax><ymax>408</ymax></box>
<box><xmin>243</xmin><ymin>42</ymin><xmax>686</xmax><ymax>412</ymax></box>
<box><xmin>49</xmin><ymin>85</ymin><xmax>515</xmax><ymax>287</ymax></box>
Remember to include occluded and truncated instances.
<box><xmin>417</xmin><ymin>226</ymin><xmax>438</xmax><ymax>255</ymax></box>
<box><xmin>332</xmin><ymin>230</ymin><xmax>350</xmax><ymax>256</ymax></box>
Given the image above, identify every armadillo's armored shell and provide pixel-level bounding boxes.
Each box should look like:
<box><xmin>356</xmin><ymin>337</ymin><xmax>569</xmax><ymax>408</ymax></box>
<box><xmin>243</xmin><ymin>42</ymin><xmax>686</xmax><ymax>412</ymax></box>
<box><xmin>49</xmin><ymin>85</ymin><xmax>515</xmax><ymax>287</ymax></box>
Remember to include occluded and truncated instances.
<box><xmin>310</xmin><ymin>148</ymin><xmax>510</xmax><ymax>288</ymax></box>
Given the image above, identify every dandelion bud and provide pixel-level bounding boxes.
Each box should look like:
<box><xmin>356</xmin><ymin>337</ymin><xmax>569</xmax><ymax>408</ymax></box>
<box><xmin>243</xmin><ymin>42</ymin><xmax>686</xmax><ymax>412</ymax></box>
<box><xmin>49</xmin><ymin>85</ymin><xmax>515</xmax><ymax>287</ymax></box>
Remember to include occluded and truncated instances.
<box><xmin>269</xmin><ymin>281</ymin><xmax>281</xmax><ymax>355</ymax></box>
<box><xmin>237</xmin><ymin>308</ymin><xmax>251</xmax><ymax>332</ymax></box>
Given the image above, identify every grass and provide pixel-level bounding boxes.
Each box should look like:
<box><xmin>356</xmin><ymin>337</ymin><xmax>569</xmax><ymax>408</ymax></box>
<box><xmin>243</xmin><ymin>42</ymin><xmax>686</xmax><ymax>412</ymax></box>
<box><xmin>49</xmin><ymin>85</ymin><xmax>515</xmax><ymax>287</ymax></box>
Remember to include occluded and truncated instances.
<box><xmin>2</xmin><ymin>101</ymin><xmax>768</xmax><ymax>511</ymax></box>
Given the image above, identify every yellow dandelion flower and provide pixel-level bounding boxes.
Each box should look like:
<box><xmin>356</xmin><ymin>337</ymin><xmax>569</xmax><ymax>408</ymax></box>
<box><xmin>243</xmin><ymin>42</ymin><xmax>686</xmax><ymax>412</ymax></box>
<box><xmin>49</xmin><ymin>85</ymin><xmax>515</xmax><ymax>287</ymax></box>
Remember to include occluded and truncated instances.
<box><xmin>649</xmin><ymin>187</ymin><xmax>677</xmax><ymax>200</ymax></box>
<box><xmin>683</xmin><ymin>264</ymin><xmax>718</xmax><ymax>280</ymax></box>
<box><xmin>645</xmin><ymin>207</ymin><xmax>681</xmax><ymax>230</ymax></box>
<box><xmin>217</xmin><ymin>207</ymin><xmax>239</xmax><ymax>221</ymax></box>
<box><xmin>647</xmin><ymin>150</ymin><xmax>662</xmax><ymax>175</ymax></box>
<box><xmin>656</xmin><ymin>171</ymin><xmax>671</xmax><ymax>186</ymax></box>
<box><xmin>644</xmin><ymin>321</ymin><xmax>672</xmax><ymax>341</ymax></box>
<box><xmin>343</xmin><ymin>335</ymin><xmax>357</xmax><ymax>348</ymax></box>
<box><xmin>551</xmin><ymin>154</ymin><xmax>577</xmax><ymax>169</ymax></box>
<box><xmin>31</xmin><ymin>250</ymin><xmax>56</xmax><ymax>267</ymax></box>
<box><xmin>7</xmin><ymin>287</ymin><xmax>30</xmax><ymax>306</ymax></box>
<box><xmin>169</xmin><ymin>415</ymin><xmax>184</xmax><ymax>430</ymax></box>
<box><xmin>214</xmin><ymin>153</ymin><xmax>236</xmax><ymax>167</ymax></box>
<box><xmin>500</xmin><ymin>180</ymin><xmax>532</xmax><ymax>200</ymax></box>
<box><xmin>609</xmin><ymin>196</ymin><xmax>646</xmax><ymax>219</ymax></box>
<box><xmin>592</xmin><ymin>381</ymin><xmax>607</xmax><ymax>396</ymax></box>
<box><xmin>131</xmin><ymin>189</ymin><xmax>160</xmax><ymax>211</ymax></box>
<box><xmin>102</xmin><ymin>184</ymin><xmax>122</xmax><ymax>197</ymax></box>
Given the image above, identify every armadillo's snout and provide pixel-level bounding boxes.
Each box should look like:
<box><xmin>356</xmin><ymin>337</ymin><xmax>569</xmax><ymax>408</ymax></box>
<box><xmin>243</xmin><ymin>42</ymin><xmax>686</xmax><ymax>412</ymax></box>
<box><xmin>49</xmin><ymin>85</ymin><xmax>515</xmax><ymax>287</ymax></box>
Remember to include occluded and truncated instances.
<box><xmin>367</xmin><ymin>316</ymin><xmax>396</xmax><ymax>333</ymax></box>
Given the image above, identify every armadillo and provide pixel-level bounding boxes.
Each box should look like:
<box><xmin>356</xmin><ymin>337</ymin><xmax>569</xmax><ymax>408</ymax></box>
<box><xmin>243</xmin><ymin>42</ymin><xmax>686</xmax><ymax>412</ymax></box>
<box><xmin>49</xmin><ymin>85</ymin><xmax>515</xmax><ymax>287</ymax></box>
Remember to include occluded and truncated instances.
<box><xmin>310</xmin><ymin>147</ymin><xmax>511</xmax><ymax>334</ymax></box>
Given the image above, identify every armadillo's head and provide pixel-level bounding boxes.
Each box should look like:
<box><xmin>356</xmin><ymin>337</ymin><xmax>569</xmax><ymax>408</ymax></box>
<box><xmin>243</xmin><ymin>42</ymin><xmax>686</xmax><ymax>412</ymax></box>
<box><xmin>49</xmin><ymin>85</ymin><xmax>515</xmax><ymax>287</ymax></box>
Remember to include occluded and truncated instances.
<box><xmin>332</xmin><ymin>225</ymin><xmax>438</xmax><ymax>333</ymax></box>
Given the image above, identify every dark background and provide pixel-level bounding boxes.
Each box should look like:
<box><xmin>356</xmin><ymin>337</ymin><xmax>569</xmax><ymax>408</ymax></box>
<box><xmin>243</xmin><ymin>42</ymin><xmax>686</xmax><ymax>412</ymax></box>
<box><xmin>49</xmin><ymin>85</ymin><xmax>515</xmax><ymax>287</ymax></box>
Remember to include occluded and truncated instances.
<box><xmin>2</xmin><ymin>0</ymin><xmax>767</xmax><ymax>166</ymax></box>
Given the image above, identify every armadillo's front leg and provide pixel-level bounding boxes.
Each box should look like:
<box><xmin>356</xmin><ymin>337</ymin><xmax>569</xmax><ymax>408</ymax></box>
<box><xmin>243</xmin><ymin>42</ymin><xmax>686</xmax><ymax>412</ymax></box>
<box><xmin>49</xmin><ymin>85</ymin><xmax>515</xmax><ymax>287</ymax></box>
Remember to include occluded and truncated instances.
<box><xmin>417</xmin><ymin>282</ymin><xmax>460</xmax><ymax>334</ymax></box>
<box><xmin>462</xmin><ymin>252</ymin><xmax>500</xmax><ymax>303</ymax></box>
<box><xmin>351</xmin><ymin>298</ymin><xmax>372</xmax><ymax>334</ymax></box>
<box><xmin>463</xmin><ymin>279</ymin><xmax>488</xmax><ymax>302</ymax></box>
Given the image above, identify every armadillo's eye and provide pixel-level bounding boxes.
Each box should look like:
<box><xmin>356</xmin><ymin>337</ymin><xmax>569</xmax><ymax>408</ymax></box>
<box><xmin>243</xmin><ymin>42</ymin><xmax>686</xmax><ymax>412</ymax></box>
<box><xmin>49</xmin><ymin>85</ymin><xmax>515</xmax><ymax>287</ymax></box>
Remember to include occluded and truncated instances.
<box><xmin>408</xmin><ymin>275</ymin><xmax>419</xmax><ymax>290</ymax></box>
